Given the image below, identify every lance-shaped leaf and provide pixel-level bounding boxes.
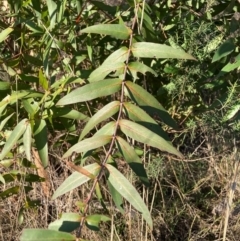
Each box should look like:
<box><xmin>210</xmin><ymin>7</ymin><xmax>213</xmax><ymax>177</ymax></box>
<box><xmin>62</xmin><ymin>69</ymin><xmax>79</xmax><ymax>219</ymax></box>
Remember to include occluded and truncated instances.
<box><xmin>0</xmin><ymin>27</ymin><xmax>14</xmax><ymax>43</ymax></box>
<box><xmin>0</xmin><ymin>119</ymin><xmax>28</xmax><ymax>161</ymax></box>
<box><xmin>104</xmin><ymin>47</ymin><xmax>129</xmax><ymax>64</ymax></box>
<box><xmin>106</xmin><ymin>164</ymin><xmax>153</xmax><ymax>229</ymax></box>
<box><xmin>125</xmin><ymin>81</ymin><xmax>178</xmax><ymax>129</ymax></box>
<box><xmin>57</xmin><ymin>78</ymin><xmax>122</xmax><ymax>106</ymax></box>
<box><xmin>63</xmin><ymin>135</ymin><xmax>112</xmax><ymax>158</ymax></box>
<box><xmin>119</xmin><ymin>119</ymin><xmax>183</xmax><ymax>158</ymax></box>
<box><xmin>212</xmin><ymin>39</ymin><xmax>235</xmax><ymax>63</ymax></box>
<box><xmin>20</xmin><ymin>229</ymin><xmax>75</xmax><ymax>241</ymax></box>
<box><xmin>48</xmin><ymin>213</ymin><xmax>81</xmax><ymax>232</ymax></box>
<box><xmin>123</xmin><ymin>102</ymin><xmax>171</xmax><ymax>143</ymax></box>
<box><xmin>89</xmin><ymin>62</ymin><xmax>125</xmax><ymax>82</ymax></box>
<box><xmin>0</xmin><ymin>113</ymin><xmax>14</xmax><ymax>132</ymax></box>
<box><xmin>94</xmin><ymin>121</ymin><xmax>116</xmax><ymax>137</ymax></box>
<box><xmin>34</xmin><ymin>119</ymin><xmax>48</xmax><ymax>168</ymax></box>
<box><xmin>131</xmin><ymin>42</ymin><xmax>196</xmax><ymax>60</ymax></box>
<box><xmin>52</xmin><ymin>163</ymin><xmax>100</xmax><ymax>200</ymax></box>
<box><xmin>128</xmin><ymin>62</ymin><xmax>157</xmax><ymax>80</ymax></box>
<box><xmin>116</xmin><ymin>136</ymin><xmax>149</xmax><ymax>186</ymax></box>
<box><xmin>80</xmin><ymin>101</ymin><xmax>120</xmax><ymax>141</ymax></box>
<box><xmin>51</xmin><ymin>106</ymin><xmax>89</xmax><ymax>121</ymax></box>
<box><xmin>23</xmin><ymin>122</ymin><xmax>32</xmax><ymax>161</ymax></box>
<box><xmin>81</xmin><ymin>24</ymin><xmax>132</xmax><ymax>40</ymax></box>
<box><xmin>107</xmin><ymin>180</ymin><xmax>124</xmax><ymax>214</ymax></box>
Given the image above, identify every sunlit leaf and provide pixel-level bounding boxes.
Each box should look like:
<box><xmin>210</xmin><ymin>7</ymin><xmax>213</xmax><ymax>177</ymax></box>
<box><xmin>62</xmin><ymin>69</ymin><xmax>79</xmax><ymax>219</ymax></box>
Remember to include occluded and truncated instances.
<box><xmin>103</xmin><ymin>47</ymin><xmax>129</xmax><ymax>65</ymax></box>
<box><xmin>119</xmin><ymin>119</ymin><xmax>183</xmax><ymax>158</ymax></box>
<box><xmin>128</xmin><ymin>62</ymin><xmax>157</xmax><ymax>80</ymax></box>
<box><xmin>52</xmin><ymin>163</ymin><xmax>100</xmax><ymax>200</ymax></box>
<box><xmin>88</xmin><ymin>62</ymin><xmax>125</xmax><ymax>82</ymax></box>
<box><xmin>0</xmin><ymin>81</ymin><xmax>10</xmax><ymax>90</ymax></box>
<box><xmin>0</xmin><ymin>113</ymin><xmax>14</xmax><ymax>132</ymax></box>
<box><xmin>0</xmin><ymin>27</ymin><xmax>14</xmax><ymax>43</ymax></box>
<box><xmin>23</xmin><ymin>121</ymin><xmax>32</xmax><ymax>161</ymax></box>
<box><xmin>93</xmin><ymin>121</ymin><xmax>116</xmax><ymax>137</ymax></box>
<box><xmin>33</xmin><ymin>119</ymin><xmax>48</xmax><ymax>168</ymax></box>
<box><xmin>116</xmin><ymin>136</ymin><xmax>149</xmax><ymax>186</ymax></box>
<box><xmin>18</xmin><ymin>207</ymin><xmax>24</xmax><ymax>225</ymax></box>
<box><xmin>39</xmin><ymin>69</ymin><xmax>49</xmax><ymax>91</ymax></box>
<box><xmin>48</xmin><ymin>213</ymin><xmax>81</xmax><ymax>232</ymax></box>
<box><xmin>125</xmin><ymin>81</ymin><xmax>178</xmax><ymax>129</ymax></box>
<box><xmin>0</xmin><ymin>119</ymin><xmax>28</xmax><ymax>161</ymax></box>
<box><xmin>131</xmin><ymin>42</ymin><xmax>196</xmax><ymax>60</ymax></box>
<box><xmin>123</xmin><ymin>102</ymin><xmax>171</xmax><ymax>142</ymax></box>
<box><xmin>80</xmin><ymin>101</ymin><xmax>120</xmax><ymax>140</ymax></box>
<box><xmin>107</xmin><ymin>180</ymin><xmax>124</xmax><ymax>214</ymax></box>
<box><xmin>106</xmin><ymin>164</ymin><xmax>153</xmax><ymax>229</ymax></box>
<box><xmin>57</xmin><ymin>79</ymin><xmax>122</xmax><ymax>106</ymax></box>
<box><xmin>20</xmin><ymin>229</ymin><xmax>75</xmax><ymax>241</ymax></box>
<box><xmin>81</xmin><ymin>24</ymin><xmax>132</xmax><ymax>40</ymax></box>
<box><xmin>46</xmin><ymin>0</ymin><xmax>57</xmax><ymax>30</ymax></box>
<box><xmin>63</xmin><ymin>135</ymin><xmax>112</xmax><ymax>158</ymax></box>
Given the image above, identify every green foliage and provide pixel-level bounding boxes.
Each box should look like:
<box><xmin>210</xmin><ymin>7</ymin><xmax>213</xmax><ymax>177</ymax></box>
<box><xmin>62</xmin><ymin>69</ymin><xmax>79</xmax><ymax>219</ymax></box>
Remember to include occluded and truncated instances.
<box><xmin>1</xmin><ymin>0</ymin><xmax>240</xmax><ymax>240</ymax></box>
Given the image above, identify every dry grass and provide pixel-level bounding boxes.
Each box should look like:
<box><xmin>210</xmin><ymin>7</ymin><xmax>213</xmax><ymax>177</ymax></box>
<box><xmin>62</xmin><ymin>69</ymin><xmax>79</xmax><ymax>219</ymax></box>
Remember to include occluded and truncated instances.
<box><xmin>1</xmin><ymin>124</ymin><xmax>240</xmax><ymax>241</ymax></box>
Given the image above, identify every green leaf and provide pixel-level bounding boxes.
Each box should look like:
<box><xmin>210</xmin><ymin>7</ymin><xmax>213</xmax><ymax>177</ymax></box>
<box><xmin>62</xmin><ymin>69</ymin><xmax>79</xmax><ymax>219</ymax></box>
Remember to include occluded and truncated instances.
<box><xmin>18</xmin><ymin>207</ymin><xmax>24</xmax><ymax>225</ymax></box>
<box><xmin>48</xmin><ymin>213</ymin><xmax>81</xmax><ymax>232</ymax></box>
<box><xmin>123</xmin><ymin>102</ymin><xmax>171</xmax><ymax>142</ymax></box>
<box><xmin>20</xmin><ymin>229</ymin><xmax>75</xmax><ymax>241</ymax></box>
<box><xmin>63</xmin><ymin>135</ymin><xmax>112</xmax><ymax>158</ymax></box>
<box><xmin>33</xmin><ymin>119</ymin><xmax>48</xmax><ymax>168</ymax></box>
<box><xmin>0</xmin><ymin>27</ymin><xmax>14</xmax><ymax>43</ymax></box>
<box><xmin>88</xmin><ymin>62</ymin><xmax>125</xmax><ymax>82</ymax></box>
<box><xmin>0</xmin><ymin>119</ymin><xmax>28</xmax><ymax>161</ymax></box>
<box><xmin>131</xmin><ymin>42</ymin><xmax>196</xmax><ymax>60</ymax></box>
<box><xmin>52</xmin><ymin>106</ymin><xmax>89</xmax><ymax>121</ymax></box>
<box><xmin>128</xmin><ymin>62</ymin><xmax>157</xmax><ymax>80</ymax></box>
<box><xmin>81</xmin><ymin>24</ymin><xmax>132</xmax><ymax>40</ymax></box>
<box><xmin>106</xmin><ymin>164</ymin><xmax>153</xmax><ymax>229</ymax></box>
<box><xmin>80</xmin><ymin>101</ymin><xmax>120</xmax><ymax>140</ymax></box>
<box><xmin>119</xmin><ymin>119</ymin><xmax>183</xmax><ymax>158</ymax></box>
<box><xmin>103</xmin><ymin>47</ymin><xmax>129</xmax><ymax>65</ymax></box>
<box><xmin>46</xmin><ymin>0</ymin><xmax>57</xmax><ymax>30</ymax></box>
<box><xmin>0</xmin><ymin>81</ymin><xmax>10</xmax><ymax>90</ymax></box>
<box><xmin>94</xmin><ymin>121</ymin><xmax>116</xmax><ymax>137</ymax></box>
<box><xmin>107</xmin><ymin>180</ymin><xmax>124</xmax><ymax>214</ymax></box>
<box><xmin>0</xmin><ymin>186</ymin><xmax>33</xmax><ymax>199</ymax></box>
<box><xmin>125</xmin><ymin>81</ymin><xmax>178</xmax><ymax>129</ymax></box>
<box><xmin>0</xmin><ymin>113</ymin><xmax>14</xmax><ymax>132</ymax></box>
<box><xmin>116</xmin><ymin>136</ymin><xmax>149</xmax><ymax>186</ymax></box>
<box><xmin>219</xmin><ymin>53</ymin><xmax>240</xmax><ymax>73</ymax></box>
<box><xmin>212</xmin><ymin>39</ymin><xmax>235</xmax><ymax>63</ymax></box>
<box><xmin>57</xmin><ymin>79</ymin><xmax>122</xmax><ymax>106</ymax></box>
<box><xmin>39</xmin><ymin>69</ymin><xmax>49</xmax><ymax>91</ymax></box>
<box><xmin>22</xmin><ymin>98</ymin><xmax>39</xmax><ymax>115</ymax></box>
<box><xmin>85</xmin><ymin>214</ymin><xmax>111</xmax><ymax>231</ymax></box>
<box><xmin>52</xmin><ymin>163</ymin><xmax>100</xmax><ymax>200</ymax></box>
<box><xmin>23</xmin><ymin>121</ymin><xmax>32</xmax><ymax>161</ymax></box>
